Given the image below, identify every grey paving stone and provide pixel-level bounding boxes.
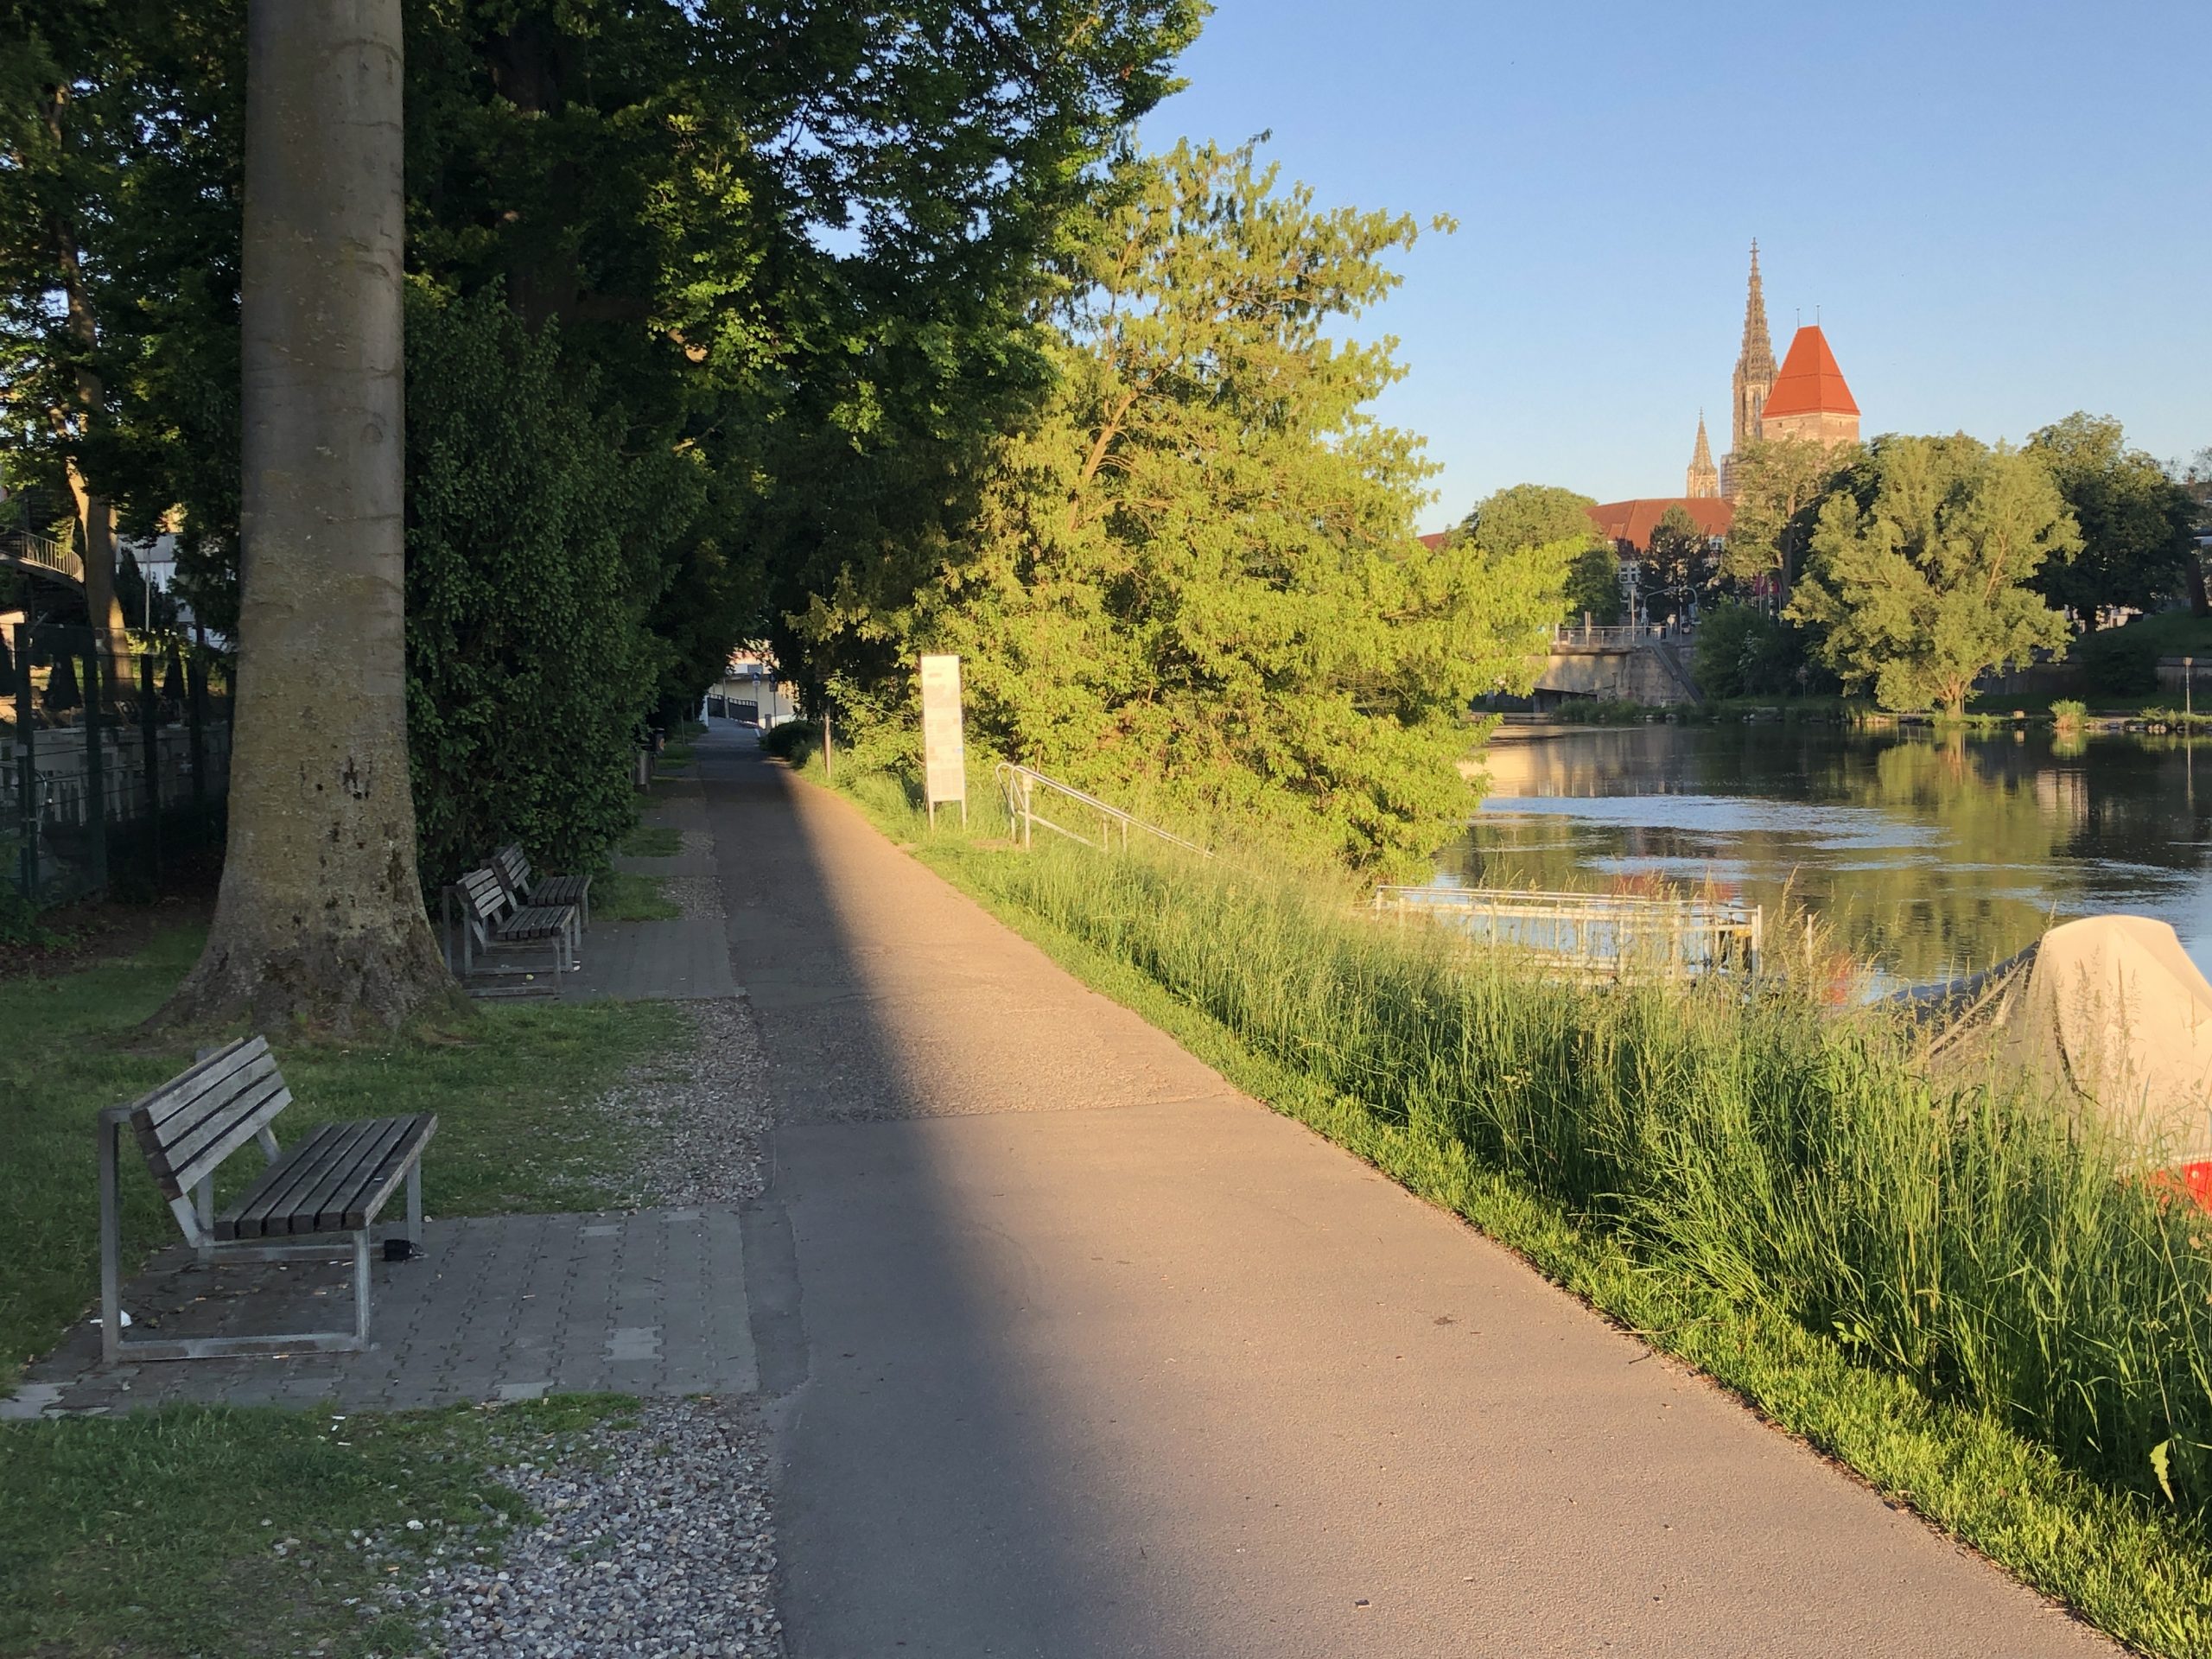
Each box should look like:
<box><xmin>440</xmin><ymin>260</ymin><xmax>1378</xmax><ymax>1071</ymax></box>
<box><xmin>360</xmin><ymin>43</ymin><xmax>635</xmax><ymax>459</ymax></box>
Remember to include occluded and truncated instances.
<box><xmin>7</xmin><ymin>1209</ymin><xmax>756</xmax><ymax>1417</ymax></box>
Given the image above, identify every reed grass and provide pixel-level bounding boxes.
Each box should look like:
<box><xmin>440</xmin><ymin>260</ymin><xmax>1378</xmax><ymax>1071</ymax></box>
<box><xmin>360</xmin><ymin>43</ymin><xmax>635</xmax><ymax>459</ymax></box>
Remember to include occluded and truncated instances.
<box><xmin>819</xmin><ymin>757</ymin><xmax>2212</xmax><ymax>1653</ymax></box>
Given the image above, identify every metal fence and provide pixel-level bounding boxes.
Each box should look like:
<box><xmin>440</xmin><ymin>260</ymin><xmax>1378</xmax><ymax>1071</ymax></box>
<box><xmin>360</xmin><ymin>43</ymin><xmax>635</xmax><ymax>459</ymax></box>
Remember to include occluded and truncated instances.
<box><xmin>3</xmin><ymin>625</ymin><xmax>232</xmax><ymax>908</ymax></box>
<box><xmin>1371</xmin><ymin>885</ymin><xmax>1764</xmax><ymax>980</ymax></box>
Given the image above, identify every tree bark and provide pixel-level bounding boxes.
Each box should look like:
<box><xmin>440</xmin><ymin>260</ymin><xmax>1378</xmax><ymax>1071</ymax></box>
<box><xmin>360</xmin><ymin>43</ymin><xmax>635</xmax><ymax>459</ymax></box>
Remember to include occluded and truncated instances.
<box><xmin>161</xmin><ymin>0</ymin><xmax>460</xmax><ymax>1033</ymax></box>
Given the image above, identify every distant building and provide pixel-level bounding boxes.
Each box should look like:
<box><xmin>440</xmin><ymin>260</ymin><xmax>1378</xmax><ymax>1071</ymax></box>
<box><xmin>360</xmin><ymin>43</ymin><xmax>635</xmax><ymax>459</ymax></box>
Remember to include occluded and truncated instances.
<box><xmin>1716</xmin><ymin>243</ymin><xmax>1859</xmax><ymax>494</ymax></box>
<box><xmin>1685</xmin><ymin>412</ymin><xmax>1719</xmax><ymax>499</ymax></box>
<box><xmin>1587</xmin><ymin>496</ymin><xmax>1733</xmax><ymax>553</ymax></box>
<box><xmin>1721</xmin><ymin>242</ymin><xmax>1778</xmax><ymax>498</ymax></box>
<box><xmin>1758</xmin><ymin>323</ymin><xmax>1860</xmax><ymax>451</ymax></box>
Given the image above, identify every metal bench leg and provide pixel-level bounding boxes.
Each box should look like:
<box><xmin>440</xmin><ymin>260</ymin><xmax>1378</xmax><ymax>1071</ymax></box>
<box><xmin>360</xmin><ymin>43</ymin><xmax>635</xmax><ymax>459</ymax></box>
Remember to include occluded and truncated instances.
<box><xmin>353</xmin><ymin>1230</ymin><xmax>372</xmax><ymax>1347</ymax></box>
<box><xmin>99</xmin><ymin>1115</ymin><xmax>124</xmax><ymax>1365</ymax></box>
<box><xmin>193</xmin><ymin>1176</ymin><xmax>215</xmax><ymax>1265</ymax></box>
<box><xmin>407</xmin><ymin>1160</ymin><xmax>423</xmax><ymax>1246</ymax></box>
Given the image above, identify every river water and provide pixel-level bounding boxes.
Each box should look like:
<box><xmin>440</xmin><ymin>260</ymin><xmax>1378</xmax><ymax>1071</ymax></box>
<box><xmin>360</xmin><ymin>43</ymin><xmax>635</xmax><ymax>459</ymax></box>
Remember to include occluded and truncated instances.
<box><xmin>1442</xmin><ymin>722</ymin><xmax>2212</xmax><ymax>986</ymax></box>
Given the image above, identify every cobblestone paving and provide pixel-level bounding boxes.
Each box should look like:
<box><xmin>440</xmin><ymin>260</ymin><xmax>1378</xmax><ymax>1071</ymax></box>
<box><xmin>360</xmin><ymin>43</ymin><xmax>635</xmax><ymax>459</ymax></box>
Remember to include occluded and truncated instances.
<box><xmin>5</xmin><ymin>1207</ymin><xmax>755</xmax><ymax>1417</ymax></box>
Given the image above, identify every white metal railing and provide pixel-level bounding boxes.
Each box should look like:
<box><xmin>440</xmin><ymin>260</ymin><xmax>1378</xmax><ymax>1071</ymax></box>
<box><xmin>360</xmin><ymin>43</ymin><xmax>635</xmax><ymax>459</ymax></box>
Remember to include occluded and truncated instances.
<box><xmin>1549</xmin><ymin>620</ymin><xmax>1694</xmax><ymax>649</ymax></box>
<box><xmin>995</xmin><ymin>761</ymin><xmax>1211</xmax><ymax>858</ymax></box>
<box><xmin>1371</xmin><ymin>885</ymin><xmax>1763</xmax><ymax>978</ymax></box>
<box><xmin>0</xmin><ymin>527</ymin><xmax>85</xmax><ymax>586</ymax></box>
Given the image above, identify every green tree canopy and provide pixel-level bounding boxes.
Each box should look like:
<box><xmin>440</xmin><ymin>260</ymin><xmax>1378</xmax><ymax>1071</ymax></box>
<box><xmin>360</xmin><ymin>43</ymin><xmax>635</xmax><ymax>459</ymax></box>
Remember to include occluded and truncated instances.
<box><xmin>897</xmin><ymin>140</ymin><xmax>1562</xmax><ymax>873</ymax></box>
<box><xmin>1639</xmin><ymin>503</ymin><xmax>1714</xmax><ymax>623</ymax></box>
<box><xmin>1460</xmin><ymin>483</ymin><xmax>1616</xmax><ymax>626</ymax></box>
<box><xmin>2025</xmin><ymin>412</ymin><xmax>2202</xmax><ymax>618</ymax></box>
<box><xmin>1461</xmin><ymin>483</ymin><xmax>1598</xmax><ymax>556</ymax></box>
<box><xmin>1789</xmin><ymin>435</ymin><xmax>2080</xmax><ymax>716</ymax></box>
<box><xmin>1723</xmin><ymin>435</ymin><xmax>1852</xmax><ymax>597</ymax></box>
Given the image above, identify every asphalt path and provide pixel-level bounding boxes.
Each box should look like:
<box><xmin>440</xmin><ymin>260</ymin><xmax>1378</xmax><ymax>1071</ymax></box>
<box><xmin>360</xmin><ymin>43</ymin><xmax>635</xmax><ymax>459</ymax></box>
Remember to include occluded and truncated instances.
<box><xmin>702</xmin><ymin>727</ymin><xmax>2113</xmax><ymax>1658</ymax></box>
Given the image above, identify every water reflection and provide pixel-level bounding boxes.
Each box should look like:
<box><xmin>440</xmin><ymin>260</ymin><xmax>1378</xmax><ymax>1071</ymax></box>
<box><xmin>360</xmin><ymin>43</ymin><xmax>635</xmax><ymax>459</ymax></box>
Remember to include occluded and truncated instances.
<box><xmin>1443</xmin><ymin>724</ymin><xmax>2212</xmax><ymax>985</ymax></box>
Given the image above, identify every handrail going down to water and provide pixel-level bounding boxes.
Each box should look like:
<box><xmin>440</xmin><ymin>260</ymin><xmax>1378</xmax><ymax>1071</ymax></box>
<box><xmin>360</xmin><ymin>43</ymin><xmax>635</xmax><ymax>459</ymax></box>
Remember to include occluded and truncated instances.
<box><xmin>995</xmin><ymin>761</ymin><xmax>1211</xmax><ymax>858</ymax></box>
<box><xmin>1372</xmin><ymin>884</ymin><xmax>1763</xmax><ymax>979</ymax></box>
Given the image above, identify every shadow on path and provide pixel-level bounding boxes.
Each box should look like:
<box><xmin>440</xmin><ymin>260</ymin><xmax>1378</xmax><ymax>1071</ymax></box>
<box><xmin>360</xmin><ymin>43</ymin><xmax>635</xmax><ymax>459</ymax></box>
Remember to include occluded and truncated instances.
<box><xmin>700</xmin><ymin>723</ymin><xmax>2117</xmax><ymax>1659</ymax></box>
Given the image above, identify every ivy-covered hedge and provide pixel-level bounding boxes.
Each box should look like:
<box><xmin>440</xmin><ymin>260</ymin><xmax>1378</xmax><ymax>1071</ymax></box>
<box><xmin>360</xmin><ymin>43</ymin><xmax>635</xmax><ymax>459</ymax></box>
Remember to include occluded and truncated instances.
<box><xmin>404</xmin><ymin>284</ymin><xmax>690</xmax><ymax>888</ymax></box>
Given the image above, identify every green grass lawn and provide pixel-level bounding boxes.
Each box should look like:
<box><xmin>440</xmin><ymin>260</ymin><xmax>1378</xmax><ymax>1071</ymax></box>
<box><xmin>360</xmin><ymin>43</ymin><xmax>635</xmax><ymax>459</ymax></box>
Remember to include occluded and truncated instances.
<box><xmin>619</xmin><ymin>821</ymin><xmax>683</xmax><ymax>859</ymax></box>
<box><xmin>593</xmin><ymin>870</ymin><xmax>680</xmax><ymax>921</ymax></box>
<box><xmin>1</xmin><ymin>1395</ymin><xmax>631</xmax><ymax>1657</ymax></box>
<box><xmin>0</xmin><ymin>925</ymin><xmax>681</xmax><ymax>1386</ymax></box>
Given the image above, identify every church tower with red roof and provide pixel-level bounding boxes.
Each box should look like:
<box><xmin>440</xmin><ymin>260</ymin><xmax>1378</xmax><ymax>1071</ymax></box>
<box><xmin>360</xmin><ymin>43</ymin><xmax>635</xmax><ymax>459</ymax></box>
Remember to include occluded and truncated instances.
<box><xmin>1760</xmin><ymin>324</ymin><xmax>1859</xmax><ymax>453</ymax></box>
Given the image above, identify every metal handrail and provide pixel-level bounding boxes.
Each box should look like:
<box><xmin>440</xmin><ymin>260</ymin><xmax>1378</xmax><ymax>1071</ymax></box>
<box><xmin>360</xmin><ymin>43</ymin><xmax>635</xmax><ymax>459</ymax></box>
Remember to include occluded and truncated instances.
<box><xmin>995</xmin><ymin>761</ymin><xmax>1211</xmax><ymax>858</ymax></box>
<box><xmin>1372</xmin><ymin>884</ymin><xmax>1763</xmax><ymax>977</ymax></box>
<box><xmin>0</xmin><ymin>527</ymin><xmax>85</xmax><ymax>586</ymax></box>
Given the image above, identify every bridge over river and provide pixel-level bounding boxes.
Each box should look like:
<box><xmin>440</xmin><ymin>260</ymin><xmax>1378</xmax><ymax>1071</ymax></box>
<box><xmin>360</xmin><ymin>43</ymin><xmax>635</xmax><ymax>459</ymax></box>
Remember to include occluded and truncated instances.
<box><xmin>1534</xmin><ymin>620</ymin><xmax>1700</xmax><ymax>709</ymax></box>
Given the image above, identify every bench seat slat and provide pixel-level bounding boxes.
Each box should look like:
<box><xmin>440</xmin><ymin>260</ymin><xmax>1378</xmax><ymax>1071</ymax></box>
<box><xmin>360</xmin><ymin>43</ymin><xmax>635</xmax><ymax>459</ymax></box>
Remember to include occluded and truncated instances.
<box><xmin>232</xmin><ymin>1117</ymin><xmax>382</xmax><ymax>1236</ymax></box>
<box><xmin>289</xmin><ymin>1117</ymin><xmax>411</xmax><ymax>1235</ymax></box>
<box><xmin>327</xmin><ymin>1116</ymin><xmax>436</xmax><ymax>1231</ymax></box>
<box><xmin>531</xmin><ymin>874</ymin><xmax>591</xmax><ymax>904</ymax></box>
<box><xmin>214</xmin><ymin>1115</ymin><xmax>435</xmax><ymax>1241</ymax></box>
<box><xmin>499</xmin><ymin>905</ymin><xmax>574</xmax><ymax>941</ymax></box>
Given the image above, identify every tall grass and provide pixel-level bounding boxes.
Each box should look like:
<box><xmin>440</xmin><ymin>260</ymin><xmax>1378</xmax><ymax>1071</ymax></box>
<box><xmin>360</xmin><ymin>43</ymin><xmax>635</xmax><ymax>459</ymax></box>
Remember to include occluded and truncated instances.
<box><xmin>949</xmin><ymin>836</ymin><xmax>2212</xmax><ymax>1515</ymax></box>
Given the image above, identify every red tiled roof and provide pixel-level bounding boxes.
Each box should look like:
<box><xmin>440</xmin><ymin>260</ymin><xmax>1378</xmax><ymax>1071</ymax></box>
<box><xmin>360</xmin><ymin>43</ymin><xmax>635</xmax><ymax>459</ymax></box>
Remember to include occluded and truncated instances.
<box><xmin>1416</xmin><ymin>530</ymin><xmax>1453</xmax><ymax>550</ymax></box>
<box><xmin>1587</xmin><ymin>497</ymin><xmax>1733</xmax><ymax>551</ymax></box>
<box><xmin>1761</xmin><ymin>325</ymin><xmax>1859</xmax><ymax>420</ymax></box>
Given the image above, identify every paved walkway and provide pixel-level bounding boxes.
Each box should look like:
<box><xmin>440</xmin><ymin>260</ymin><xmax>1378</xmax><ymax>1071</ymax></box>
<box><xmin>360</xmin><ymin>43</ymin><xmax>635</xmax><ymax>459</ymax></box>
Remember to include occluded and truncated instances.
<box><xmin>10</xmin><ymin>1209</ymin><xmax>755</xmax><ymax>1416</ymax></box>
<box><xmin>700</xmin><ymin>728</ymin><xmax>2117</xmax><ymax>1659</ymax></box>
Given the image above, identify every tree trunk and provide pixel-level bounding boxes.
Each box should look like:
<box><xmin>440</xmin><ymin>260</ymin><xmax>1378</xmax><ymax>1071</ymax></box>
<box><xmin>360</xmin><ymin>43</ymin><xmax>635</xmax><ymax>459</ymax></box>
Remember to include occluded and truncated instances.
<box><xmin>161</xmin><ymin>0</ymin><xmax>459</xmax><ymax>1033</ymax></box>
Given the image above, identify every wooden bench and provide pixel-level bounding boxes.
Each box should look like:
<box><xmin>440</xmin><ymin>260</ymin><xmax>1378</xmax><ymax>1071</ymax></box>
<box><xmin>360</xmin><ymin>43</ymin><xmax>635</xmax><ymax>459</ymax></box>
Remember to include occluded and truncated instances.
<box><xmin>98</xmin><ymin>1036</ymin><xmax>436</xmax><ymax>1362</ymax></box>
<box><xmin>494</xmin><ymin>842</ymin><xmax>593</xmax><ymax>932</ymax></box>
<box><xmin>442</xmin><ymin>866</ymin><xmax>578</xmax><ymax>979</ymax></box>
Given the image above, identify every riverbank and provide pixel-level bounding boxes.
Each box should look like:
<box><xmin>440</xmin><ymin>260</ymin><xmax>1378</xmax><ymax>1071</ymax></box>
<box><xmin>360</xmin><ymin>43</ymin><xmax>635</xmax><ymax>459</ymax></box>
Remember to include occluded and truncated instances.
<box><xmin>808</xmin><ymin>753</ymin><xmax>2212</xmax><ymax>1658</ymax></box>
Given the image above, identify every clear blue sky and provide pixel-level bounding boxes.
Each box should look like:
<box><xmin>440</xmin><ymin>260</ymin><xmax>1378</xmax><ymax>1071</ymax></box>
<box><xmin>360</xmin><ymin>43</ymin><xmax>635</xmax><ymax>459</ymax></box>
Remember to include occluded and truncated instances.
<box><xmin>1137</xmin><ymin>0</ymin><xmax>2212</xmax><ymax>531</ymax></box>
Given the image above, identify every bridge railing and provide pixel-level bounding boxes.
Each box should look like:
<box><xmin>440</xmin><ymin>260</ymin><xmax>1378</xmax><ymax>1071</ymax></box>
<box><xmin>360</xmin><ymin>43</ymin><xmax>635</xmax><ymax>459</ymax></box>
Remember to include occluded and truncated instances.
<box><xmin>995</xmin><ymin>761</ymin><xmax>1210</xmax><ymax>858</ymax></box>
<box><xmin>1371</xmin><ymin>884</ymin><xmax>1762</xmax><ymax>979</ymax></box>
<box><xmin>1550</xmin><ymin>620</ymin><xmax>1694</xmax><ymax>649</ymax></box>
<box><xmin>0</xmin><ymin>527</ymin><xmax>85</xmax><ymax>587</ymax></box>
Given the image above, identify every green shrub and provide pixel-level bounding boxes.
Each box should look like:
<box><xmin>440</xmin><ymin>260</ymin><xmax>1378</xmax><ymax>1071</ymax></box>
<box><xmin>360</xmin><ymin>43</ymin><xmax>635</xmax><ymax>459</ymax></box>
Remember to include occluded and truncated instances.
<box><xmin>404</xmin><ymin>284</ymin><xmax>686</xmax><ymax>887</ymax></box>
<box><xmin>2051</xmin><ymin>698</ymin><xmax>2088</xmax><ymax>730</ymax></box>
<box><xmin>761</xmin><ymin>718</ymin><xmax>821</xmax><ymax>766</ymax></box>
<box><xmin>2071</xmin><ymin>627</ymin><xmax>2160</xmax><ymax>697</ymax></box>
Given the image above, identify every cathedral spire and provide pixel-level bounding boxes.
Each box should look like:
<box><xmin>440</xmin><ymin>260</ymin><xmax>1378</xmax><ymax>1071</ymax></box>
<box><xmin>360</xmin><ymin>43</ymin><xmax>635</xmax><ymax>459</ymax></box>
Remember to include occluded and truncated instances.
<box><xmin>1724</xmin><ymin>239</ymin><xmax>1778</xmax><ymax>497</ymax></box>
<box><xmin>1686</xmin><ymin>410</ymin><xmax>1719</xmax><ymax>498</ymax></box>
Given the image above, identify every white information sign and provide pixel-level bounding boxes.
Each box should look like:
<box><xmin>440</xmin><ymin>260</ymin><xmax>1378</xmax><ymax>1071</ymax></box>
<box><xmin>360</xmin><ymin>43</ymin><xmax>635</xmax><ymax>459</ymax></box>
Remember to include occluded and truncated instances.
<box><xmin>918</xmin><ymin>652</ymin><xmax>967</xmax><ymax>825</ymax></box>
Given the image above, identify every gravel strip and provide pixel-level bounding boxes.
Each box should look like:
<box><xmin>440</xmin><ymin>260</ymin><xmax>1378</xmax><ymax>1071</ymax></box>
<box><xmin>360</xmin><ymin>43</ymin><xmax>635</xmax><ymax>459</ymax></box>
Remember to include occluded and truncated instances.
<box><xmin>598</xmin><ymin>996</ymin><xmax>772</xmax><ymax>1208</ymax></box>
<box><xmin>665</xmin><ymin>873</ymin><xmax>726</xmax><ymax>922</ymax></box>
<box><xmin>377</xmin><ymin>1397</ymin><xmax>781</xmax><ymax>1658</ymax></box>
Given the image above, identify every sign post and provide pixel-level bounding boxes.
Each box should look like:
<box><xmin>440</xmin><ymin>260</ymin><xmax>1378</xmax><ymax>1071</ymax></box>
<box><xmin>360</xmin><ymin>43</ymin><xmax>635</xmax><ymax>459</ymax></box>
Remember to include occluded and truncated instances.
<box><xmin>919</xmin><ymin>653</ymin><xmax>967</xmax><ymax>829</ymax></box>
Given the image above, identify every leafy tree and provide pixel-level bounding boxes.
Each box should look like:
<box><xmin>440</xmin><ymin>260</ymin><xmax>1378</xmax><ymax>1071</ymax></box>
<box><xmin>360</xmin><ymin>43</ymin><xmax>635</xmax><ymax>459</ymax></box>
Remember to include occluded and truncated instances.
<box><xmin>1724</xmin><ymin>435</ymin><xmax>1851</xmax><ymax>600</ymax></box>
<box><xmin>403</xmin><ymin>284</ymin><xmax>679</xmax><ymax>889</ymax></box>
<box><xmin>1789</xmin><ymin>435</ymin><xmax>2079</xmax><ymax>718</ymax></box>
<box><xmin>1561</xmin><ymin>542</ymin><xmax>1624</xmax><ymax>625</ymax></box>
<box><xmin>2025</xmin><ymin>412</ymin><xmax>2200</xmax><ymax>619</ymax></box>
<box><xmin>164</xmin><ymin>0</ymin><xmax>454</xmax><ymax>1029</ymax></box>
<box><xmin>1461</xmin><ymin>483</ymin><xmax>1596</xmax><ymax>556</ymax></box>
<box><xmin>1639</xmin><ymin>503</ymin><xmax>1714</xmax><ymax>624</ymax></box>
<box><xmin>903</xmin><ymin>141</ymin><xmax>1560</xmax><ymax>874</ymax></box>
<box><xmin>1691</xmin><ymin>602</ymin><xmax>1819</xmax><ymax>699</ymax></box>
<box><xmin>1461</xmin><ymin>483</ymin><xmax>1617</xmax><ymax>625</ymax></box>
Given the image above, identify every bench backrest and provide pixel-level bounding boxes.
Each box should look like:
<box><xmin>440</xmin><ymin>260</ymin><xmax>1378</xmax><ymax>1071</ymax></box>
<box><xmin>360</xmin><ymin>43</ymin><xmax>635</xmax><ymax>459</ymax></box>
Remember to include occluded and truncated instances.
<box><xmin>458</xmin><ymin>866</ymin><xmax>512</xmax><ymax>925</ymax></box>
<box><xmin>127</xmin><ymin>1035</ymin><xmax>291</xmax><ymax>1199</ymax></box>
<box><xmin>493</xmin><ymin>842</ymin><xmax>531</xmax><ymax>894</ymax></box>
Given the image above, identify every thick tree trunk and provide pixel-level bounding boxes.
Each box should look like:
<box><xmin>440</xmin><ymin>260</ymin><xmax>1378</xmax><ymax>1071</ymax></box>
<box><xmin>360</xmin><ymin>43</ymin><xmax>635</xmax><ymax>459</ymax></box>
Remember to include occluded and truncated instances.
<box><xmin>161</xmin><ymin>0</ymin><xmax>459</xmax><ymax>1033</ymax></box>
